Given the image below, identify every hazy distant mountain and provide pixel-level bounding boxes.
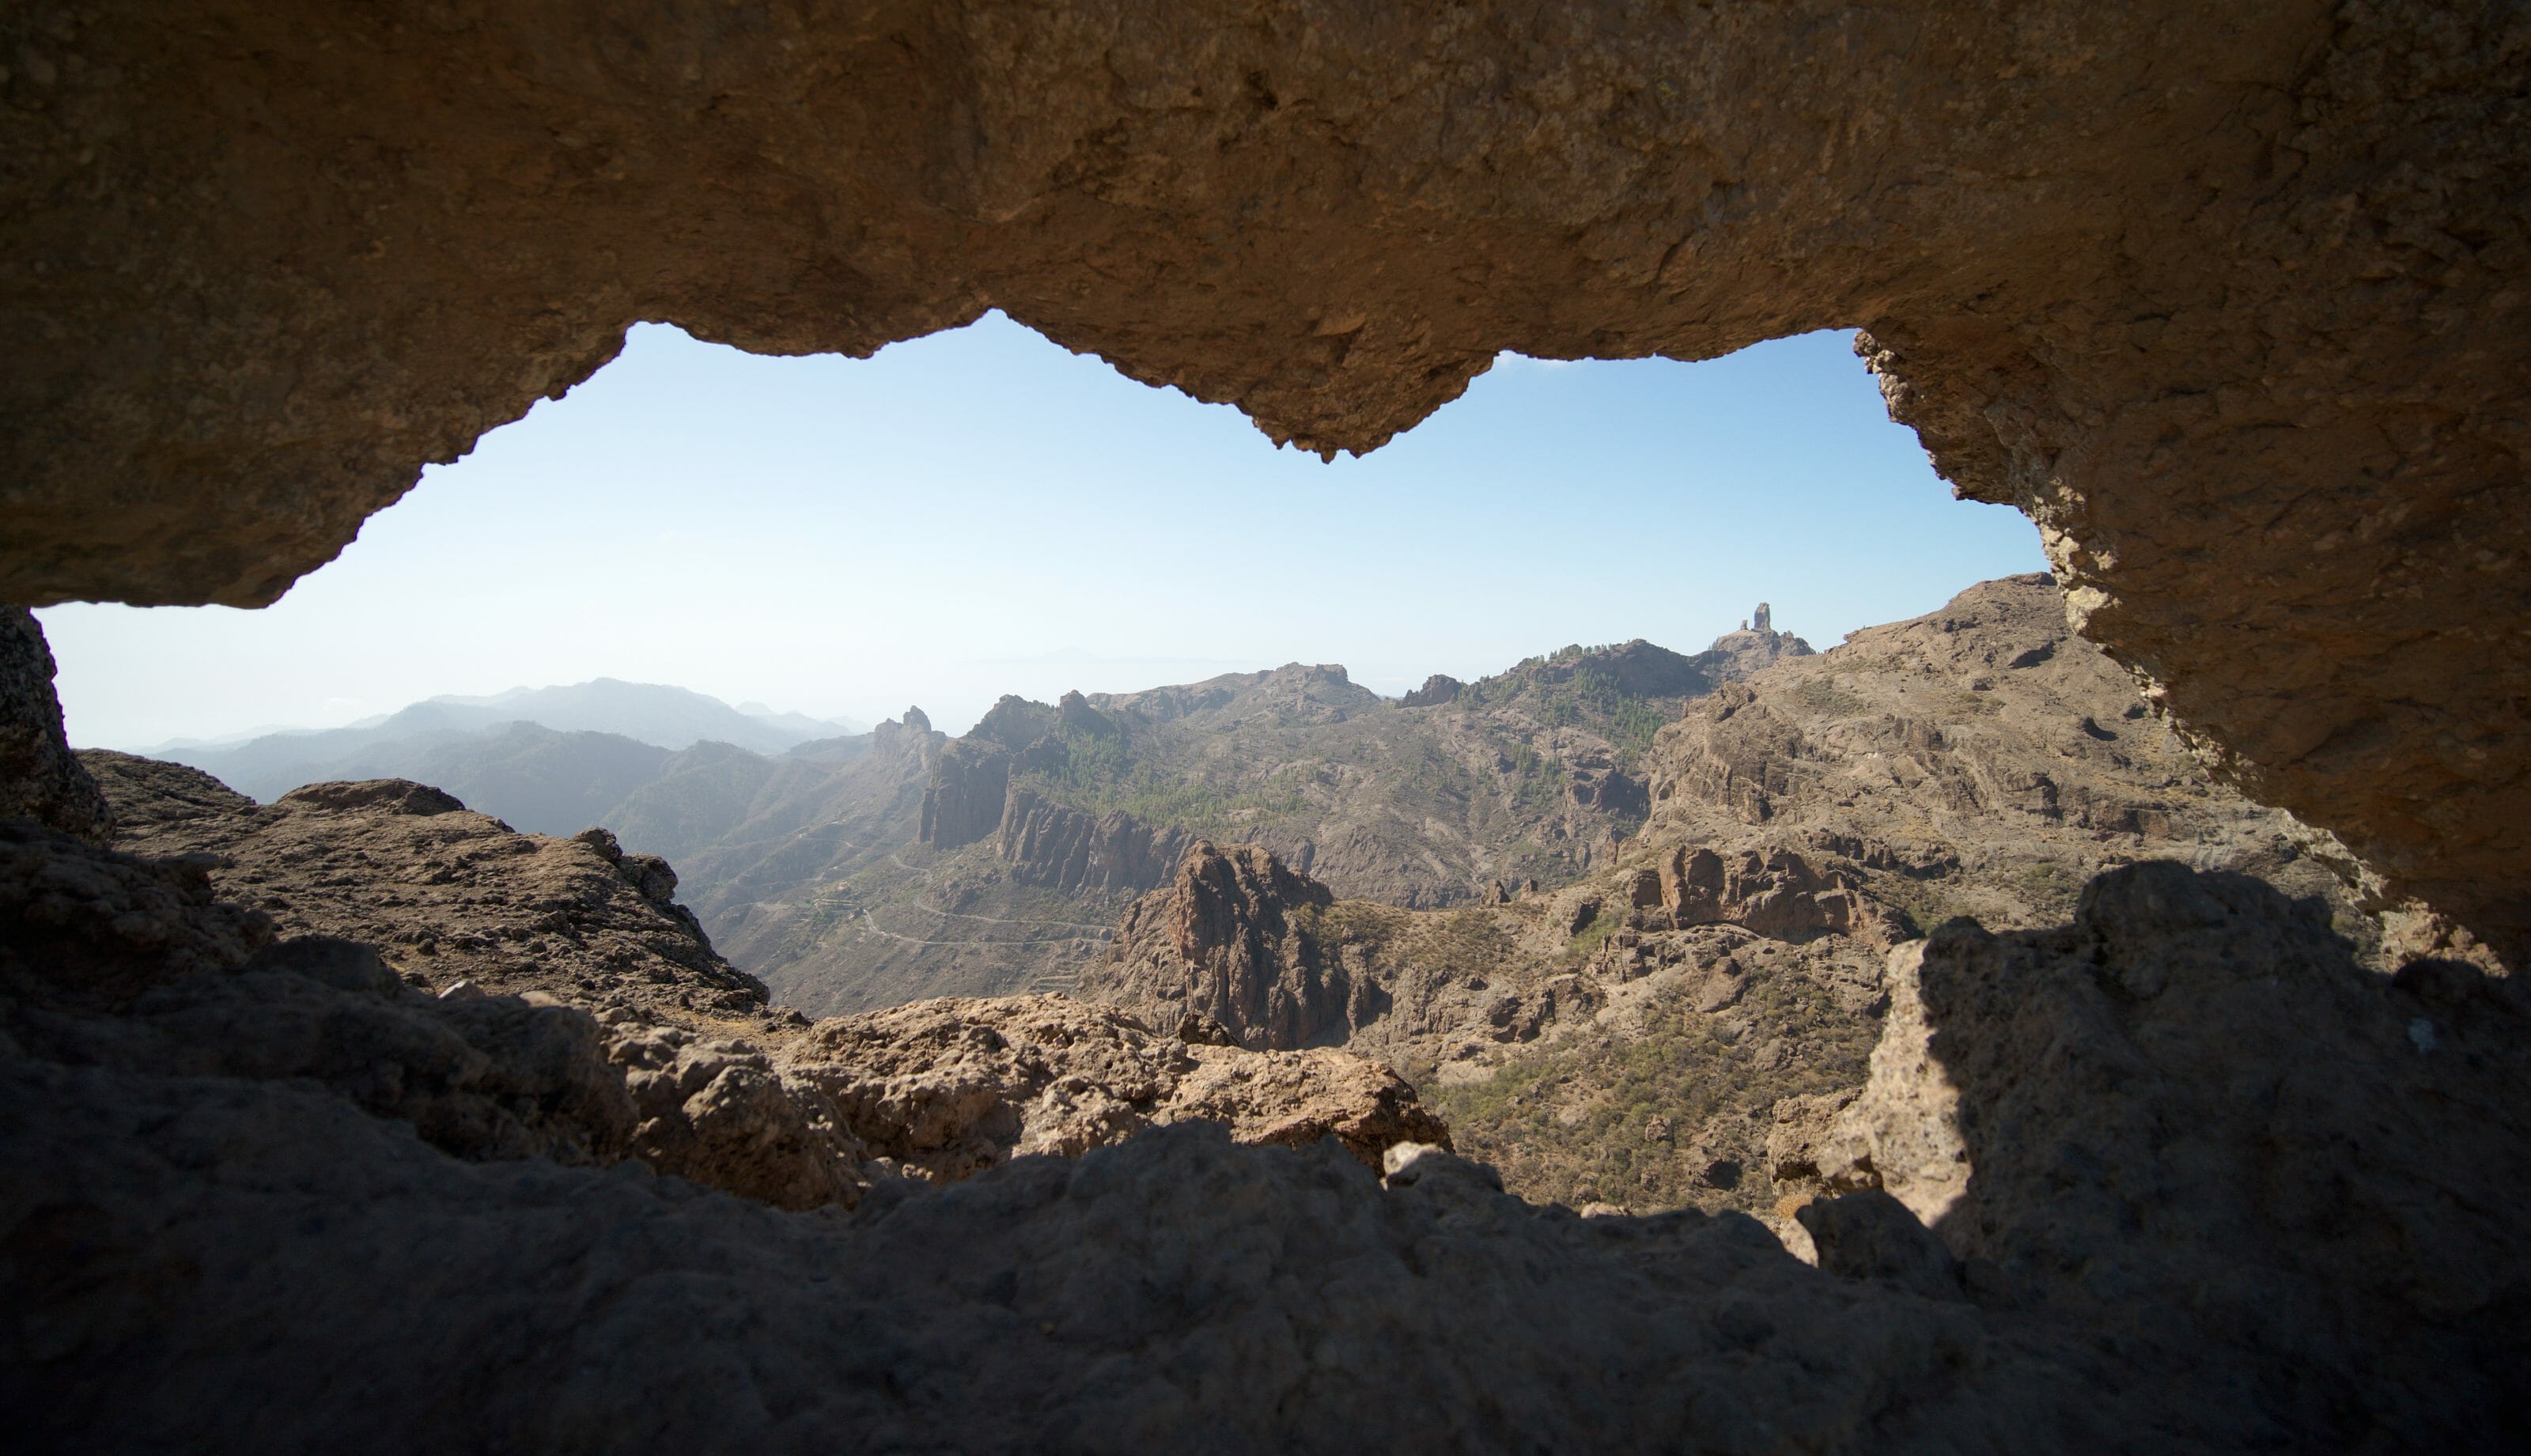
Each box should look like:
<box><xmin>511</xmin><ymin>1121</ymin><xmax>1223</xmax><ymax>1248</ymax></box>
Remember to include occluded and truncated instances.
<box><xmin>148</xmin><ymin>679</ymin><xmax>856</xmax><ymax>803</ymax></box>
<box><xmin>737</xmin><ymin>702</ymin><xmax>868</xmax><ymax>738</ymax></box>
<box><xmin>396</xmin><ymin>680</ymin><xmax>855</xmax><ymax>753</ymax></box>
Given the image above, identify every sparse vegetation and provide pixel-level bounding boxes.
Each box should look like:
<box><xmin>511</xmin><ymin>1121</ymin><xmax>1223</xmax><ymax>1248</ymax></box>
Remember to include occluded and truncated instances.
<box><xmin>1019</xmin><ymin>725</ymin><xmax>1316</xmax><ymax>836</ymax></box>
<box><xmin>1792</xmin><ymin>679</ymin><xmax>1870</xmax><ymax>719</ymax></box>
<box><xmin>1505</xmin><ymin>741</ymin><xmax>1568</xmax><ymax>817</ymax></box>
<box><xmin>1421</xmin><ymin>959</ymin><xmax>1876</xmax><ymax>1215</ymax></box>
<box><xmin>2011</xmin><ymin>858</ymin><xmax>2085</xmax><ymax>917</ymax></box>
<box><xmin>1564</xmin><ymin>913</ymin><xmax>1619</xmax><ymax>964</ymax></box>
<box><xmin>1870</xmin><ymin>875</ymin><xmax>1981</xmax><ymax>935</ymax></box>
<box><xmin>1560</xmin><ymin>665</ymin><xmax>1673</xmax><ymax>758</ymax></box>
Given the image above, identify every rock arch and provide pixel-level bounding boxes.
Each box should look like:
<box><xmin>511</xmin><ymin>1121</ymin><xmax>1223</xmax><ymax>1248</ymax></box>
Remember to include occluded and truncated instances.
<box><xmin>2</xmin><ymin>2</ymin><xmax>2523</xmax><ymax>959</ymax></box>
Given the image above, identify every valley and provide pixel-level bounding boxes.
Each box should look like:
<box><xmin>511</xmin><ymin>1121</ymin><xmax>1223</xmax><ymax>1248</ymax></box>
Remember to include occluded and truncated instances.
<box><xmin>96</xmin><ymin>575</ymin><xmax>2385</xmax><ymax>1223</ymax></box>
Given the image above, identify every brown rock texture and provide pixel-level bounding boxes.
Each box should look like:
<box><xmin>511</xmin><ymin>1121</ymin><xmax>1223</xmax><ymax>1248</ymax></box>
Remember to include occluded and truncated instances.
<box><xmin>1090</xmin><ymin>579</ymin><xmax>2388</xmax><ymax>1223</ymax></box>
<box><xmin>81</xmin><ymin>751</ymin><xmax>775</xmax><ymax>1021</ymax></box>
<box><xmin>1401</xmin><ymin>674</ymin><xmax>1463</xmax><ymax>708</ymax></box>
<box><xmin>2</xmin><ymin>626</ymin><xmax>2525</xmax><ymax>1443</ymax></box>
<box><xmin>1642</xmin><ymin>576</ymin><xmax>2369</xmax><ymax>946</ymax></box>
<box><xmin>1088</xmin><ymin>839</ymin><xmax>1377</xmax><ymax>1052</ymax></box>
<box><xmin>789</xmin><ymin>993</ymin><xmax>1447</xmax><ymax>1176</ymax></box>
<box><xmin>0</xmin><ymin>609</ymin><xmax>112</xmax><ymax>845</ymax></box>
<box><xmin>3</xmin><ymin>2</ymin><xmax>2522</xmax><ymax>955</ymax></box>
<box><xmin>1656</xmin><ymin>842</ymin><xmax>1908</xmax><ymax>947</ymax></box>
<box><xmin>917</xmin><ymin>736</ymin><xmax>1015</xmax><ymax>852</ymax></box>
<box><xmin>1776</xmin><ymin>860</ymin><xmax>2531</xmax><ymax>1436</ymax></box>
<box><xmin>996</xmin><ymin>785</ymin><xmax>1193</xmax><ymax>894</ymax></box>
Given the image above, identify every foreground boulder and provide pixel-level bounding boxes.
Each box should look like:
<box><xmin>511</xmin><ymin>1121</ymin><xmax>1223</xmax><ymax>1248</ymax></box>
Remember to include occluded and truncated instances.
<box><xmin>789</xmin><ymin>994</ymin><xmax>1447</xmax><ymax>1177</ymax></box>
<box><xmin>81</xmin><ymin>751</ymin><xmax>774</xmax><ymax>1020</ymax></box>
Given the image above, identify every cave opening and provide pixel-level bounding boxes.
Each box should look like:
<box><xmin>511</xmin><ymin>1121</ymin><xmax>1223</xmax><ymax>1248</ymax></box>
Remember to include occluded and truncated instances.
<box><xmin>38</xmin><ymin>313</ymin><xmax>2043</xmax><ymax>753</ymax></box>
<box><xmin>6</xmin><ymin>3</ymin><xmax>2527</xmax><ymax>1443</ymax></box>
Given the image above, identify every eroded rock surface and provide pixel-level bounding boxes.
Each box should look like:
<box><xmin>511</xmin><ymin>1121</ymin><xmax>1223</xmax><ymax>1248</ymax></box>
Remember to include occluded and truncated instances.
<box><xmin>1090</xmin><ymin>839</ymin><xmax>1367</xmax><ymax>1052</ymax></box>
<box><xmin>2</xmin><ymin>610</ymin><xmax>2524</xmax><ymax>1443</ymax></box>
<box><xmin>1</xmin><ymin>610</ymin><xmax>111</xmax><ymax>845</ymax></box>
<box><xmin>82</xmin><ymin>751</ymin><xmax>774</xmax><ymax>1022</ymax></box>
<box><xmin>791</xmin><ymin>993</ymin><xmax>1447</xmax><ymax>1176</ymax></box>
<box><xmin>1642</xmin><ymin>576</ymin><xmax>2370</xmax><ymax>947</ymax></box>
<box><xmin>1778</xmin><ymin>862</ymin><xmax>2531</xmax><ymax>1438</ymax></box>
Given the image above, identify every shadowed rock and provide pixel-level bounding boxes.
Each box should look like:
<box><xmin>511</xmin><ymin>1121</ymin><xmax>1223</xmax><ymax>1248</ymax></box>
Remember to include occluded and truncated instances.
<box><xmin>0</xmin><ymin>608</ymin><xmax>112</xmax><ymax>845</ymax></box>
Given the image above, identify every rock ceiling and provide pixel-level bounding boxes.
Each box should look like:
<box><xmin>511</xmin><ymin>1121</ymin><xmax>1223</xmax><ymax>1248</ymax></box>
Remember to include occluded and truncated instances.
<box><xmin>2</xmin><ymin>2</ymin><xmax>2522</xmax><ymax>959</ymax></box>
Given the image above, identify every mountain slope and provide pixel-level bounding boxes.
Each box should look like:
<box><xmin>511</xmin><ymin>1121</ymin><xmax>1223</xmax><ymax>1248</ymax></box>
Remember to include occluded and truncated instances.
<box><xmin>721</xmin><ymin>626</ymin><xmax>1811</xmax><ymax>1014</ymax></box>
<box><xmin>1078</xmin><ymin>574</ymin><xmax>2376</xmax><ymax>1221</ymax></box>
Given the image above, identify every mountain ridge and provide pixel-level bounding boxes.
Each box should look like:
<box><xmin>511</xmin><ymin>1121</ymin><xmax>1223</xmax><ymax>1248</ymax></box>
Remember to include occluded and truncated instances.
<box><xmin>136</xmin><ymin>679</ymin><xmax>862</xmax><ymax>801</ymax></box>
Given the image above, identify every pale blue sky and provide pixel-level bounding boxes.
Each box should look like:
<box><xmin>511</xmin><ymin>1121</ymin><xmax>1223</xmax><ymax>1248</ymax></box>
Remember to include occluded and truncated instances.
<box><xmin>42</xmin><ymin>315</ymin><xmax>2045</xmax><ymax>747</ymax></box>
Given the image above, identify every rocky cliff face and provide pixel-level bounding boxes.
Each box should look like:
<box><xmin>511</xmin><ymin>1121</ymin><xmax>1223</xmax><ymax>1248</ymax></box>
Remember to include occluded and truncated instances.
<box><xmin>793</xmin><ymin>993</ymin><xmax>1447</xmax><ymax>1177</ymax></box>
<box><xmin>1771</xmin><ymin>862</ymin><xmax>2531</xmax><ymax>1436</ymax></box>
<box><xmin>996</xmin><ymin>785</ymin><xmax>1191</xmax><ymax>894</ymax></box>
<box><xmin>1700</xmin><ymin>622</ymin><xmax>1814</xmax><ymax>679</ymax></box>
<box><xmin>1087</xmin><ymin>841</ymin><xmax>1378</xmax><ymax>1052</ymax></box>
<box><xmin>1644</xmin><ymin>576</ymin><xmax>2368</xmax><ymax>940</ymax></box>
<box><xmin>451</xmin><ymin>632</ymin><xmax>1824</xmax><ymax>1018</ymax></box>
<box><xmin>1</xmin><ymin>608</ymin><xmax>112</xmax><ymax>845</ymax></box>
<box><xmin>84</xmin><ymin>751</ymin><xmax>771</xmax><ymax>1019</ymax></box>
<box><xmin>1400</xmin><ymin>674</ymin><xmax>1462</xmax><ymax>708</ymax></box>
<box><xmin>5</xmin><ymin>3</ymin><xmax>2529</xmax><ymax>1437</ymax></box>
<box><xmin>917</xmin><ymin>736</ymin><xmax>1012</xmax><ymax>851</ymax></box>
<box><xmin>1655</xmin><ymin>842</ymin><xmax>1912</xmax><ymax>947</ymax></box>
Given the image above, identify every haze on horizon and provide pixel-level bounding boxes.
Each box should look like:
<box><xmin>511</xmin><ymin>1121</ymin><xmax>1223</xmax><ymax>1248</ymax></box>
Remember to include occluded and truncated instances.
<box><xmin>40</xmin><ymin>314</ymin><xmax>2047</xmax><ymax>749</ymax></box>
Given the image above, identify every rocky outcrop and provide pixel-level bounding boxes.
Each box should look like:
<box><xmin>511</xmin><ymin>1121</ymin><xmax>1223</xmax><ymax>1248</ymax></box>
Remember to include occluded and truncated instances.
<box><xmin>1772</xmin><ymin>861</ymin><xmax>2531</xmax><ymax>1435</ymax></box>
<box><xmin>1</xmin><ymin>608</ymin><xmax>112</xmax><ymax>845</ymax></box>
<box><xmin>83</xmin><ymin>751</ymin><xmax>772</xmax><ymax>1020</ymax></box>
<box><xmin>788</xmin><ymin>994</ymin><xmax>1447</xmax><ymax>1176</ymax></box>
<box><xmin>0</xmin><ymin>816</ymin><xmax>640</xmax><ymax>1167</ymax></box>
<box><xmin>867</xmin><ymin>705</ymin><xmax>938</xmax><ymax>764</ymax></box>
<box><xmin>996</xmin><ymin>785</ymin><xmax>1190</xmax><ymax>894</ymax></box>
<box><xmin>1646</xmin><ymin>577</ymin><xmax>2371</xmax><ymax>946</ymax></box>
<box><xmin>2</xmin><ymin>784</ymin><xmax>1454</xmax><ymax>1224</ymax></box>
<box><xmin>917</xmin><ymin>737</ymin><xmax>1012</xmax><ymax>850</ymax></box>
<box><xmin>1699</xmin><ymin>615</ymin><xmax>1816</xmax><ymax>679</ymax></box>
<box><xmin>59</xmin><ymin>743</ymin><xmax>1450</xmax><ymax>1200</ymax></box>
<box><xmin>1655</xmin><ymin>843</ymin><xmax>1912</xmax><ymax>948</ymax></box>
<box><xmin>1659</xmin><ymin>681</ymin><xmax>1816</xmax><ymax>826</ymax></box>
<box><xmin>1087</xmin><ymin>841</ymin><xmax>1380</xmax><ymax>1052</ymax></box>
<box><xmin>1401</xmin><ymin>674</ymin><xmax>1462</xmax><ymax>708</ymax></box>
<box><xmin>1563</xmin><ymin>758</ymin><xmax>1648</xmax><ymax>817</ymax></box>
